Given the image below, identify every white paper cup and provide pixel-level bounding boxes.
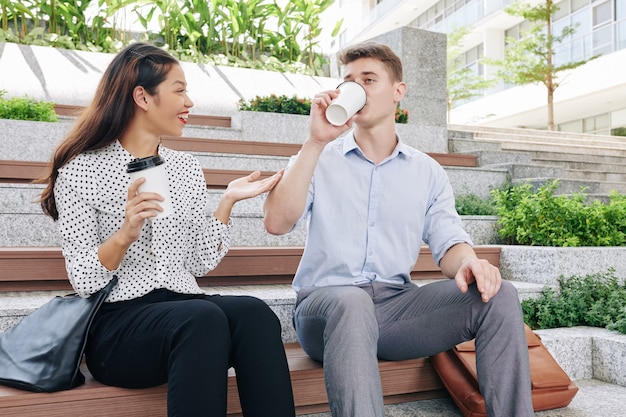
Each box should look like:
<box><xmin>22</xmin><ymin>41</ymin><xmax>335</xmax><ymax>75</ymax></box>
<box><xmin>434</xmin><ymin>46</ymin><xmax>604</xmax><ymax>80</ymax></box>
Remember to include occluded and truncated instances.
<box><xmin>127</xmin><ymin>155</ymin><xmax>173</xmax><ymax>218</ymax></box>
<box><xmin>325</xmin><ymin>81</ymin><xmax>367</xmax><ymax>126</ymax></box>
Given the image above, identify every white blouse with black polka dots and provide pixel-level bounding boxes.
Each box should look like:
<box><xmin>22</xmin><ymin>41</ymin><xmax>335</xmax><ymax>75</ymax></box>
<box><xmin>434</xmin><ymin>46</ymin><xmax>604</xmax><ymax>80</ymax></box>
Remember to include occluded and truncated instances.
<box><xmin>55</xmin><ymin>140</ymin><xmax>232</xmax><ymax>302</ymax></box>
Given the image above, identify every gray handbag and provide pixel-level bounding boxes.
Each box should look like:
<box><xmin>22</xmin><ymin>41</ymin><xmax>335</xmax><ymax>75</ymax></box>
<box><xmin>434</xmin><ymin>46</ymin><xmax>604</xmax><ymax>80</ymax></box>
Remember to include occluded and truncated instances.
<box><xmin>0</xmin><ymin>276</ymin><xmax>117</xmax><ymax>392</ymax></box>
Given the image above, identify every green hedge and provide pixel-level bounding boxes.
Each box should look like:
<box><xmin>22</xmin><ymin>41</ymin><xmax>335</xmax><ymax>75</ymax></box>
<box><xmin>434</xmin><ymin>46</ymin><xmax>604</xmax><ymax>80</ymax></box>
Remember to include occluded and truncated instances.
<box><xmin>0</xmin><ymin>90</ymin><xmax>57</xmax><ymax>122</ymax></box>
<box><xmin>523</xmin><ymin>269</ymin><xmax>626</xmax><ymax>334</ymax></box>
<box><xmin>238</xmin><ymin>94</ymin><xmax>409</xmax><ymax>123</ymax></box>
<box><xmin>491</xmin><ymin>180</ymin><xmax>626</xmax><ymax>246</ymax></box>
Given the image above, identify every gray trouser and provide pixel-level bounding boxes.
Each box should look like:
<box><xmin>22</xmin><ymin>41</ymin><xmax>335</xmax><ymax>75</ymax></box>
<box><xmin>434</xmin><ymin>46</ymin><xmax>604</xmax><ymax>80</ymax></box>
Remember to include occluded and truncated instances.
<box><xmin>294</xmin><ymin>280</ymin><xmax>534</xmax><ymax>417</ymax></box>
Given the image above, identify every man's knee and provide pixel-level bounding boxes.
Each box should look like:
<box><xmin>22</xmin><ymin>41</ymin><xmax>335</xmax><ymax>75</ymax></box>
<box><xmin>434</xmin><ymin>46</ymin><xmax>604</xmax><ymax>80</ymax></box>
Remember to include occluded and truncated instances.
<box><xmin>295</xmin><ymin>286</ymin><xmax>378</xmax><ymax>358</ymax></box>
<box><xmin>488</xmin><ymin>280</ymin><xmax>523</xmax><ymax>320</ymax></box>
<box><xmin>301</xmin><ymin>286</ymin><xmax>375</xmax><ymax>319</ymax></box>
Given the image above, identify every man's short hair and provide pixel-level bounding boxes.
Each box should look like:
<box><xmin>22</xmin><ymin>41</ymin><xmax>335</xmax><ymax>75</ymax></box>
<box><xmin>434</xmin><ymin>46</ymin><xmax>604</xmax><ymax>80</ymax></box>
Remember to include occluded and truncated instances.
<box><xmin>339</xmin><ymin>42</ymin><xmax>403</xmax><ymax>83</ymax></box>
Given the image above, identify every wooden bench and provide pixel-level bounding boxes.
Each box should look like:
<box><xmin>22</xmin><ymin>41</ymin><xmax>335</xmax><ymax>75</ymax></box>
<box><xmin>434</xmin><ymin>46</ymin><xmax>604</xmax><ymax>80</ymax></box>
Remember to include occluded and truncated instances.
<box><xmin>0</xmin><ymin>246</ymin><xmax>501</xmax><ymax>291</ymax></box>
<box><xmin>0</xmin><ymin>159</ymin><xmax>278</xmax><ymax>189</ymax></box>
<box><xmin>0</xmin><ymin>145</ymin><xmax>476</xmax><ymax>189</ymax></box>
<box><xmin>0</xmin><ymin>343</ymin><xmax>446</xmax><ymax>416</ymax></box>
<box><xmin>160</xmin><ymin>136</ymin><xmax>478</xmax><ymax>167</ymax></box>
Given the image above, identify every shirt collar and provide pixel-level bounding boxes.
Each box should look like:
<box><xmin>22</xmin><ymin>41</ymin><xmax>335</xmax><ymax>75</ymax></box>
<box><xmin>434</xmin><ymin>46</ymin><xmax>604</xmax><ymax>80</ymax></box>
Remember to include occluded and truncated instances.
<box><xmin>342</xmin><ymin>130</ymin><xmax>413</xmax><ymax>161</ymax></box>
<box><xmin>113</xmin><ymin>139</ymin><xmax>173</xmax><ymax>160</ymax></box>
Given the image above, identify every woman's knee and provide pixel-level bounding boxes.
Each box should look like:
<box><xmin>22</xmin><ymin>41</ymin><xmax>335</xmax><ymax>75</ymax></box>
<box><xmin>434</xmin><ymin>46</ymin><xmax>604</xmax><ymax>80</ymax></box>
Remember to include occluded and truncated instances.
<box><xmin>171</xmin><ymin>299</ymin><xmax>230</xmax><ymax>337</ymax></box>
<box><xmin>224</xmin><ymin>296</ymin><xmax>282</xmax><ymax>338</ymax></box>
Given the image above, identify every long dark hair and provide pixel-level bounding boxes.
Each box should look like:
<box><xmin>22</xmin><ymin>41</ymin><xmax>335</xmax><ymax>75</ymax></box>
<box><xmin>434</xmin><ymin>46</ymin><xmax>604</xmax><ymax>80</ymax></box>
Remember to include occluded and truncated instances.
<box><xmin>38</xmin><ymin>43</ymin><xmax>179</xmax><ymax>220</ymax></box>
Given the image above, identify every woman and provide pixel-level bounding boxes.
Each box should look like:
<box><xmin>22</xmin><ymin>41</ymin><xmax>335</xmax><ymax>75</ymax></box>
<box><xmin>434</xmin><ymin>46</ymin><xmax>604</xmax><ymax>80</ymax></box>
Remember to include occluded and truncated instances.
<box><xmin>38</xmin><ymin>42</ymin><xmax>295</xmax><ymax>417</ymax></box>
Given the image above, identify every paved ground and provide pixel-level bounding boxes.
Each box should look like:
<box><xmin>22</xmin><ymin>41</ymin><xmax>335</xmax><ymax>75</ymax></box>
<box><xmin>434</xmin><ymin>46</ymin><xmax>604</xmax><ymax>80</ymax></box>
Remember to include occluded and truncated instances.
<box><xmin>301</xmin><ymin>379</ymin><xmax>626</xmax><ymax>416</ymax></box>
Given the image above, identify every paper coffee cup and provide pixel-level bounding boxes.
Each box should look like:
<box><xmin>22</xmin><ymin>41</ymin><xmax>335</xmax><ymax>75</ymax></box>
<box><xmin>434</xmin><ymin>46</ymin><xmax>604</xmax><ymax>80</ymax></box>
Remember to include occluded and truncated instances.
<box><xmin>126</xmin><ymin>155</ymin><xmax>173</xmax><ymax>218</ymax></box>
<box><xmin>325</xmin><ymin>81</ymin><xmax>366</xmax><ymax>126</ymax></box>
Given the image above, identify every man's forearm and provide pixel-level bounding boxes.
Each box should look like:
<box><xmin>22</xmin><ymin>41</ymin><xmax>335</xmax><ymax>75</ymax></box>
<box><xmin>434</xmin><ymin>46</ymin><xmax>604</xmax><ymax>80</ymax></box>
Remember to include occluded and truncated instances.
<box><xmin>439</xmin><ymin>242</ymin><xmax>478</xmax><ymax>278</ymax></box>
<box><xmin>264</xmin><ymin>139</ymin><xmax>326</xmax><ymax>235</ymax></box>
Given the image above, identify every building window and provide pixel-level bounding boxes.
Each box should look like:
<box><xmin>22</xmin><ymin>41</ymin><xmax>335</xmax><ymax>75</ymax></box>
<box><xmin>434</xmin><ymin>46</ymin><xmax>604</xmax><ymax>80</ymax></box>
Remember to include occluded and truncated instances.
<box><xmin>592</xmin><ymin>0</ymin><xmax>612</xmax><ymax>27</ymax></box>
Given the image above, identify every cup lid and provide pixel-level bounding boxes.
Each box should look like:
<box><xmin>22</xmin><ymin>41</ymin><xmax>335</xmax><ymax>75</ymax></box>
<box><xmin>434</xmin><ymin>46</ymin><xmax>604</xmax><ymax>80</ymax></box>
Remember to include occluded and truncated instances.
<box><xmin>126</xmin><ymin>155</ymin><xmax>165</xmax><ymax>173</ymax></box>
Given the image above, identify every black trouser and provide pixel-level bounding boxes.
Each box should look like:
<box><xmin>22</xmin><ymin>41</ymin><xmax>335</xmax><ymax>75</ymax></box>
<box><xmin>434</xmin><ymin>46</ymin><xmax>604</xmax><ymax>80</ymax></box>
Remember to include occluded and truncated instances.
<box><xmin>86</xmin><ymin>289</ymin><xmax>295</xmax><ymax>417</ymax></box>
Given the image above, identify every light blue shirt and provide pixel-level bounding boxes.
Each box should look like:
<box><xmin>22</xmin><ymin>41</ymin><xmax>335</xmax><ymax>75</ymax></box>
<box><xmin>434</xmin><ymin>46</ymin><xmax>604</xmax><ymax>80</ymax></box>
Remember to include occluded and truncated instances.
<box><xmin>290</xmin><ymin>131</ymin><xmax>472</xmax><ymax>292</ymax></box>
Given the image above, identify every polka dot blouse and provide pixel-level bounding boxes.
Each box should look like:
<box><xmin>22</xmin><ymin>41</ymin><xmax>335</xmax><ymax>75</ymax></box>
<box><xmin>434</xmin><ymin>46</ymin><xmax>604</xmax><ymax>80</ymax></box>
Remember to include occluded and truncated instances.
<box><xmin>55</xmin><ymin>140</ymin><xmax>233</xmax><ymax>302</ymax></box>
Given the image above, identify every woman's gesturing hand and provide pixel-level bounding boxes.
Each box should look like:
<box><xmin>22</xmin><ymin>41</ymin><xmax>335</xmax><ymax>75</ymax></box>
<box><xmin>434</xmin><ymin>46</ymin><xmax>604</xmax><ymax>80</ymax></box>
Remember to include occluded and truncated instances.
<box><xmin>224</xmin><ymin>170</ymin><xmax>284</xmax><ymax>203</ymax></box>
<box><xmin>214</xmin><ymin>170</ymin><xmax>284</xmax><ymax>225</ymax></box>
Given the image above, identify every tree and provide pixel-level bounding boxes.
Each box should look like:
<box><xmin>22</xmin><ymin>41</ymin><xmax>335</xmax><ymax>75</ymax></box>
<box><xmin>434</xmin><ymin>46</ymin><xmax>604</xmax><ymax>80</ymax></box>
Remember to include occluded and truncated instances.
<box><xmin>486</xmin><ymin>0</ymin><xmax>594</xmax><ymax>130</ymax></box>
<box><xmin>446</xmin><ymin>25</ymin><xmax>496</xmax><ymax>124</ymax></box>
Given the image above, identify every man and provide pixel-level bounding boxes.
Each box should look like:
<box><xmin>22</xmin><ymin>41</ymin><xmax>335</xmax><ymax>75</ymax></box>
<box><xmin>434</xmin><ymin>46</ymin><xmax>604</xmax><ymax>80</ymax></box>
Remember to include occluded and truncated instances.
<box><xmin>263</xmin><ymin>41</ymin><xmax>533</xmax><ymax>417</ymax></box>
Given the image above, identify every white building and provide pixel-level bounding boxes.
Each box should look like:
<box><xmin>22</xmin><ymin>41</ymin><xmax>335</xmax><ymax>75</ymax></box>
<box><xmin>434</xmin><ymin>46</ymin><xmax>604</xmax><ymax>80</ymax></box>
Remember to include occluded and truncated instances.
<box><xmin>330</xmin><ymin>0</ymin><xmax>626</xmax><ymax>136</ymax></box>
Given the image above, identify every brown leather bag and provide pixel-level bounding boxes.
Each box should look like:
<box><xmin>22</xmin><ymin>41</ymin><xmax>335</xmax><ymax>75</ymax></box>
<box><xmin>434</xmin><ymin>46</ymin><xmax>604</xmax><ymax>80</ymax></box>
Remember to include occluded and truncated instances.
<box><xmin>429</xmin><ymin>324</ymin><xmax>578</xmax><ymax>417</ymax></box>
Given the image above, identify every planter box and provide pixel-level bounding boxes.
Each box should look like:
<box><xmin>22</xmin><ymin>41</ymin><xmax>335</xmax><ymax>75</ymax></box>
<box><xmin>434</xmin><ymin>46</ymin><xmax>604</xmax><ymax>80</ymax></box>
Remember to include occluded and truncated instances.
<box><xmin>499</xmin><ymin>246</ymin><xmax>626</xmax><ymax>286</ymax></box>
<box><xmin>461</xmin><ymin>215</ymin><xmax>498</xmax><ymax>246</ymax></box>
<box><xmin>232</xmin><ymin>111</ymin><xmax>310</xmax><ymax>144</ymax></box>
<box><xmin>233</xmin><ymin>111</ymin><xmax>448</xmax><ymax>153</ymax></box>
<box><xmin>0</xmin><ymin>118</ymin><xmax>70</xmax><ymax>161</ymax></box>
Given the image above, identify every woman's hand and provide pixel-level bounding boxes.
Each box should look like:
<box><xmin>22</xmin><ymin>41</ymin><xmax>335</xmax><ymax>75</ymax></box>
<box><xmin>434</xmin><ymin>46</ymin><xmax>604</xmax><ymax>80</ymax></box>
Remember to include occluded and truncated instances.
<box><xmin>97</xmin><ymin>178</ymin><xmax>163</xmax><ymax>271</ymax></box>
<box><xmin>120</xmin><ymin>178</ymin><xmax>164</xmax><ymax>243</ymax></box>
<box><xmin>224</xmin><ymin>170</ymin><xmax>284</xmax><ymax>203</ymax></box>
<box><xmin>214</xmin><ymin>170</ymin><xmax>284</xmax><ymax>224</ymax></box>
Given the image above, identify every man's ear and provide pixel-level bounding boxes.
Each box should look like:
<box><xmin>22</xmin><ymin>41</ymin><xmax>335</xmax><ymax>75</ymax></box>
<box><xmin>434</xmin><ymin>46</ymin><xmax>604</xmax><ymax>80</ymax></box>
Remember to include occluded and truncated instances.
<box><xmin>133</xmin><ymin>86</ymin><xmax>149</xmax><ymax>111</ymax></box>
<box><xmin>394</xmin><ymin>81</ymin><xmax>407</xmax><ymax>102</ymax></box>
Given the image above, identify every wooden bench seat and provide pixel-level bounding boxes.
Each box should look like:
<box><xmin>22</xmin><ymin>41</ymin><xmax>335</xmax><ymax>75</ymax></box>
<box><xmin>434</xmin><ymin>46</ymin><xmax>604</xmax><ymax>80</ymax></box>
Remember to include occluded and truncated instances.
<box><xmin>0</xmin><ymin>246</ymin><xmax>501</xmax><ymax>291</ymax></box>
<box><xmin>0</xmin><ymin>147</ymin><xmax>475</xmax><ymax>188</ymax></box>
<box><xmin>0</xmin><ymin>343</ymin><xmax>445</xmax><ymax>416</ymax></box>
<box><xmin>0</xmin><ymin>160</ymin><xmax>277</xmax><ymax>189</ymax></box>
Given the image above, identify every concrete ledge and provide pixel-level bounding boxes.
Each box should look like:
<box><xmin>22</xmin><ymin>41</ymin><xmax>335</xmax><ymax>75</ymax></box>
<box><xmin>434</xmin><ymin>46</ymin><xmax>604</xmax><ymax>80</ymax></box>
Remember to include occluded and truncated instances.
<box><xmin>536</xmin><ymin>326</ymin><xmax>626</xmax><ymax>387</ymax></box>
<box><xmin>0</xmin><ymin>279</ymin><xmax>544</xmax><ymax>345</ymax></box>
<box><xmin>500</xmin><ymin>246</ymin><xmax>626</xmax><ymax>286</ymax></box>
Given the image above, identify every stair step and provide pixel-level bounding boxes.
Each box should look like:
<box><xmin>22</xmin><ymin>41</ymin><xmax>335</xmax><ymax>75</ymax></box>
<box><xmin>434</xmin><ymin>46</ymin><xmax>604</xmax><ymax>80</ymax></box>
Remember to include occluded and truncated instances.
<box><xmin>0</xmin><ymin>278</ymin><xmax>542</xmax><ymax>344</ymax></box>
<box><xmin>301</xmin><ymin>378</ymin><xmax>626</xmax><ymax>417</ymax></box>
<box><xmin>0</xmin><ymin>183</ymin><xmax>500</xmax><ymax>248</ymax></box>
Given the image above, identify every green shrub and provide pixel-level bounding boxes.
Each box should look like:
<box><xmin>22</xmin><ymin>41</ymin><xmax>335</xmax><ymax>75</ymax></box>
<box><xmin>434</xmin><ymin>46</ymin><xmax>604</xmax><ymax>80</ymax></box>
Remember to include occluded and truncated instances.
<box><xmin>455</xmin><ymin>193</ymin><xmax>497</xmax><ymax>216</ymax></box>
<box><xmin>238</xmin><ymin>94</ymin><xmax>312</xmax><ymax>115</ymax></box>
<box><xmin>395</xmin><ymin>105</ymin><xmax>408</xmax><ymax>124</ymax></box>
<box><xmin>491</xmin><ymin>179</ymin><xmax>626</xmax><ymax>246</ymax></box>
<box><xmin>0</xmin><ymin>90</ymin><xmax>58</xmax><ymax>122</ymax></box>
<box><xmin>239</xmin><ymin>94</ymin><xmax>409</xmax><ymax>123</ymax></box>
<box><xmin>522</xmin><ymin>269</ymin><xmax>626</xmax><ymax>334</ymax></box>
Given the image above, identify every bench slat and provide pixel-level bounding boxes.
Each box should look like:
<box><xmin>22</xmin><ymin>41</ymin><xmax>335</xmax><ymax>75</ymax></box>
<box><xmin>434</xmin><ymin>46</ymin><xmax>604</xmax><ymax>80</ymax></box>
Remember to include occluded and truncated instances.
<box><xmin>0</xmin><ymin>246</ymin><xmax>501</xmax><ymax>291</ymax></box>
<box><xmin>0</xmin><ymin>343</ymin><xmax>445</xmax><ymax>416</ymax></box>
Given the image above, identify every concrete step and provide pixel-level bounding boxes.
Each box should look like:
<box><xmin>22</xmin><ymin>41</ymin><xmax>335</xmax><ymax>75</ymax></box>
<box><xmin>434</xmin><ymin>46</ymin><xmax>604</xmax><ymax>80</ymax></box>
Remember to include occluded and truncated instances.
<box><xmin>467</xmin><ymin>161</ymin><xmax>626</xmax><ymax>196</ymax></box>
<box><xmin>563</xmin><ymin>168</ymin><xmax>626</xmax><ymax>183</ymax></box>
<box><xmin>301</xmin><ymin>379</ymin><xmax>626</xmax><ymax>416</ymax></box>
<box><xmin>0</xmin><ymin>183</ymin><xmax>499</xmax><ymax>247</ymax></box>
<box><xmin>530</xmin><ymin>158</ymin><xmax>626</xmax><ymax>178</ymax></box>
<box><xmin>3</xmin><ymin>282</ymin><xmax>625</xmax><ymax>417</ymax></box>
<box><xmin>471</xmin><ymin>149</ymin><xmax>534</xmax><ymax>166</ymax></box>
<box><xmin>0</xmin><ymin>183</ymin><xmax>307</xmax><ymax>247</ymax></box>
<box><xmin>513</xmin><ymin>177</ymin><xmax>626</xmax><ymax>195</ymax></box>
<box><xmin>302</xmin><ymin>325</ymin><xmax>626</xmax><ymax>417</ymax></box>
<box><xmin>449</xmin><ymin>124</ymin><xmax>626</xmax><ymax>148</ymax></box>
<box><xmin>530</xmin><ymin>152</ymin><xmax>626</xmax><ymax>167</ymax></box>
<box><xmin>499</xmin><ymin>140</ymin><xmax>626</xmax><ymax>158</ymax></box>
<box><xmin>449</xmin><ymin>136</ymin><xmax>626</xmax><ymax>167</ymax></box>
<box><xmin>0</xmin><ymin>280</ymin><xmax>547</xmax><ymax>345</ymax></box>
